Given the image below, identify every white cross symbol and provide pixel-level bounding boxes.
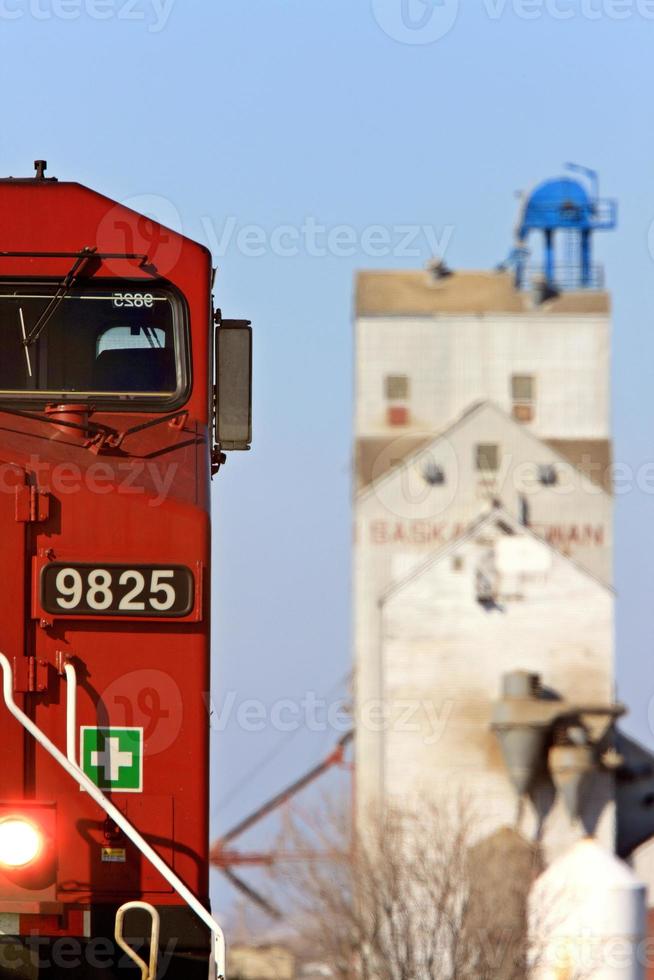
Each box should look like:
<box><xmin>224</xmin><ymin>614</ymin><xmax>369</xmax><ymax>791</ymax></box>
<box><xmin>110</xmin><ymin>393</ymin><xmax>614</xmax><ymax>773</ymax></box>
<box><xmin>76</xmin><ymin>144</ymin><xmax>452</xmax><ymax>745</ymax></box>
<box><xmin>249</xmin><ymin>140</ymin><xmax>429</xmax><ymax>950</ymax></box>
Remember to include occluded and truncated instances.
<box><xmin>91</xmin><ymin>737</ymin><xmax>133</xmax><ymax>782</ymax></box>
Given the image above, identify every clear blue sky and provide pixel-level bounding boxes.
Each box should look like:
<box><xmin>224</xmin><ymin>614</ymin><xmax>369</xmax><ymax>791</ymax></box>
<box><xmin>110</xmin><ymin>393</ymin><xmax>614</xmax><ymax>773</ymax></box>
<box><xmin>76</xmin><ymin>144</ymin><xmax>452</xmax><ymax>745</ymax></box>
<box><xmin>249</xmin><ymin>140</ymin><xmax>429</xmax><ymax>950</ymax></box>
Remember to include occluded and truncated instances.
<box><xmin>4</xmin><ymin>0</ymin><xmax>654</xmax><ymax>918</ymax></box>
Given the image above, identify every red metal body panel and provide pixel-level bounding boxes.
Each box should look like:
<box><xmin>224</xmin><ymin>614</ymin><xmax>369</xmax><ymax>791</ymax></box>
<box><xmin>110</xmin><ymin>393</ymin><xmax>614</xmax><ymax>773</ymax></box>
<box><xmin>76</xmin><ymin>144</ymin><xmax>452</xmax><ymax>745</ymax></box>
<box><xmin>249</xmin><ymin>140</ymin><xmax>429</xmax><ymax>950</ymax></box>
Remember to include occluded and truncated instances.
<box><xmin>0</xmin><ymin>177</ymin><xmax>214</xmax><ymax>937</ymax></box>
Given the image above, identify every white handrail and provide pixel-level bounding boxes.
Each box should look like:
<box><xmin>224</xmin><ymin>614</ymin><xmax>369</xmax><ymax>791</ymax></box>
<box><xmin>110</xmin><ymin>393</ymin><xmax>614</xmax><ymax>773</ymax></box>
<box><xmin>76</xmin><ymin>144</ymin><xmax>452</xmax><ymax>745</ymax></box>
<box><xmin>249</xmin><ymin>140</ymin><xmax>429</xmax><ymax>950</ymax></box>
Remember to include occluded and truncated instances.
<box><xmin>63</xmin><ymin>662</ymin><xmax>77</xmax><ymax>765</ymax></box>
<box><xmin>114</xmin><ymin>901</ymin><xmax>160</xmax><ymax>980</ymax></box>
<box><xmin>0</xmin><ymin>653</ymin><xmax>226</xmax><ymax>980</ymax></box>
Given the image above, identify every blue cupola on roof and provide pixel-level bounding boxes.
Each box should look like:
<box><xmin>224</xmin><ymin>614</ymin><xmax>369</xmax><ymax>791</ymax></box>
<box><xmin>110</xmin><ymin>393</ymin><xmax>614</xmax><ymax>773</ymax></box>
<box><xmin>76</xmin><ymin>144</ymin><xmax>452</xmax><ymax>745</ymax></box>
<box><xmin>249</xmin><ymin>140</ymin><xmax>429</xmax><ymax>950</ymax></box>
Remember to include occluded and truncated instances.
<box><xmin>511</xmin><ymin>164</ymin><xmax>616</xmax><ymax>293</ymax></box>
<box><xmin>521</xmin><ymin>178</ymin><xmax>594</xmax><ymax>232</ymax></box>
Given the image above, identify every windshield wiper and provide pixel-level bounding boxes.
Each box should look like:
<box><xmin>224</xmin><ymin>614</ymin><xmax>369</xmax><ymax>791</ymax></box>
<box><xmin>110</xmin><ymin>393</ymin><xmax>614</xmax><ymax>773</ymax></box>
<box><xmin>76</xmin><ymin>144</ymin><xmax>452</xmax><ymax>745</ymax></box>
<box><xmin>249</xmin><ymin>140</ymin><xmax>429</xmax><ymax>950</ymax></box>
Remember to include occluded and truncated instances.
<box><xmin>109</xmin><ymin>410</ymin><xmax>188</xmax><ymax>448</ymax></box>
<box><xmin>23</xmin><ymin>246</ymin><xmax>98</xmax><ymax>347</ymax></box>
<box><xmin>18</xmin><ymin>308</ymin><xmax>33</xmax><ymax>378</ymax></box>
<box><xmin>0</xmin><ymin>404</ymin><xmax>188</xmax><ymax>456</ymax></box>
<box><xmin>142</xmin><ymin>325</ymin><xmax>163</xmax><ymax>349</ymax></box>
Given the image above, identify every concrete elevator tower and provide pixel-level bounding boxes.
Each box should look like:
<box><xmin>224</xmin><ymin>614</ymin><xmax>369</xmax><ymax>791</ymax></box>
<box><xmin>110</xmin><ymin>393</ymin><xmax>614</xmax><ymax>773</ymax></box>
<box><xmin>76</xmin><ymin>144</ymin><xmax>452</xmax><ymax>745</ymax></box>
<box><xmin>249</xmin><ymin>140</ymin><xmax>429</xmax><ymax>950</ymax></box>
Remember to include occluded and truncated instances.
<box><xmin>352</xmin><ymin>168</ymin><xmax>622</xmax><ymax>862</ymax></box>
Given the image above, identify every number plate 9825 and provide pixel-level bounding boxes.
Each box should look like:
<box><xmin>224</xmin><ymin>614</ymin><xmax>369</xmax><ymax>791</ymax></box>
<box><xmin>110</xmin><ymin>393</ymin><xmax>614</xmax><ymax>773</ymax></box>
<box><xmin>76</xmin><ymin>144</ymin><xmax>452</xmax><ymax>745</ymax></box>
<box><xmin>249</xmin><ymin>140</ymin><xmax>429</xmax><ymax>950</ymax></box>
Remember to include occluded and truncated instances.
<box><xmin>40</xmin><ymin>564</ymin><xmax>195</xmax><ymax>618</ymax></box>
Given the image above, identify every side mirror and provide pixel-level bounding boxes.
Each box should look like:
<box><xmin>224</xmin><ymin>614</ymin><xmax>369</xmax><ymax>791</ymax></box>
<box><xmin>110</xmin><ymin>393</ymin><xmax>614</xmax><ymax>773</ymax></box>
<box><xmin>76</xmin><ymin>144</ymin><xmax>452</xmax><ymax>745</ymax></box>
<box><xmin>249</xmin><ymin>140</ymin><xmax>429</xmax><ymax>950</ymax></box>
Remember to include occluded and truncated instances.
<box><xmin>215</xmin><ymin>318</ymin><xmax>252</xmax><ymax>452</ymax></box>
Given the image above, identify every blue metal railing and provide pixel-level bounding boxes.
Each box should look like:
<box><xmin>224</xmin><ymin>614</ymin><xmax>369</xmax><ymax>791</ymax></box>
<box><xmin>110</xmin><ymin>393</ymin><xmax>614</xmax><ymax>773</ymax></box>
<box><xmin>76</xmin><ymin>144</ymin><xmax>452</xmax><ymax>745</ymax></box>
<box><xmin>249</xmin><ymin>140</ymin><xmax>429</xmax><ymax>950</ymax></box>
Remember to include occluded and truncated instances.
<box><xmin>519</xmin><ymin>198</ymin><xmax>617</xmax><ymax>231</ymax></box>
<box><xmin>520</xmin><ymin>263</ymin><xmax>605</xmax><ymax>292</ymax></box>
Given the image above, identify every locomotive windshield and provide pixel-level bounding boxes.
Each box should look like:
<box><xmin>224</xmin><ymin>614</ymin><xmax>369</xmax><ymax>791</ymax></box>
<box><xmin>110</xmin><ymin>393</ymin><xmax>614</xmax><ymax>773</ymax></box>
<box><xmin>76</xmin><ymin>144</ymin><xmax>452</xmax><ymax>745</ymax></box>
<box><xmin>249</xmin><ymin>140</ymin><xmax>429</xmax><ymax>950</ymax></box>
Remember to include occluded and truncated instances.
<box><xmin>0</xmin><ymin>282</ymin><xmax>186</xmax><ymax>406</ymax></box>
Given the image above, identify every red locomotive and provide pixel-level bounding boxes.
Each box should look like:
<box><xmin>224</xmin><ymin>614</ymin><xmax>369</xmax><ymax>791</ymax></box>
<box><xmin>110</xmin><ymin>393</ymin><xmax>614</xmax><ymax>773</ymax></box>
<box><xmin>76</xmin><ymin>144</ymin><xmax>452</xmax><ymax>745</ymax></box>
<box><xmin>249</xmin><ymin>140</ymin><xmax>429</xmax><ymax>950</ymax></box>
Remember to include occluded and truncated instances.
<box><xmin>0</xmin><ymin>162</ymin><xmax>251</xmax><ymax>978</ymax></box>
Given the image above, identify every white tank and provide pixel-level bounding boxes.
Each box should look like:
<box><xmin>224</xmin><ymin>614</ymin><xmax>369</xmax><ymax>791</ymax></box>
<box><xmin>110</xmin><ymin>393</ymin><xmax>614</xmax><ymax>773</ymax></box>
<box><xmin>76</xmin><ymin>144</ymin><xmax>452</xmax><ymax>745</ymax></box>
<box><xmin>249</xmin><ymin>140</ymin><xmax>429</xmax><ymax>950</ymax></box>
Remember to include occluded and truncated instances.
<box><xmin>529</xmin><ymin>838</ymin><xmax>647</xmax><ymax>980</ymax></box>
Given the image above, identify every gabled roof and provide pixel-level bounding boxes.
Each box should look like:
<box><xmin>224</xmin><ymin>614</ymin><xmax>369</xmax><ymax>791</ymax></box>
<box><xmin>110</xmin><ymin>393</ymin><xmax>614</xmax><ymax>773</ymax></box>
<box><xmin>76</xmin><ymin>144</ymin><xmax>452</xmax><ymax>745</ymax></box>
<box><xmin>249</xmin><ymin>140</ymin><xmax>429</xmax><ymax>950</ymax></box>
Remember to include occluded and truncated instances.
<box><xmin>380</xmin><ymin>504</ymin><xmax>613</xmax><ymax>604</ymax></box>
<box><xmin>358</xmin><ymin>399</ymin><xmax>611</xmax><ymax>502</ymax></box>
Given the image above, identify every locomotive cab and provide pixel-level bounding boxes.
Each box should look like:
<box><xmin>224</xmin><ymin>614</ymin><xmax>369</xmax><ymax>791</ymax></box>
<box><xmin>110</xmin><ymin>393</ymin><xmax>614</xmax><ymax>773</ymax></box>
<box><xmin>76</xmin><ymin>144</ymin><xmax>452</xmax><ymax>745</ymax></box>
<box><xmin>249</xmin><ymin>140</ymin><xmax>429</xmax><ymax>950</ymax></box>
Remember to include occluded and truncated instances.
<box><xmin>0</xmin><ymin>163</ymin><xmax>250</xmax><ymax>978</ymax></box>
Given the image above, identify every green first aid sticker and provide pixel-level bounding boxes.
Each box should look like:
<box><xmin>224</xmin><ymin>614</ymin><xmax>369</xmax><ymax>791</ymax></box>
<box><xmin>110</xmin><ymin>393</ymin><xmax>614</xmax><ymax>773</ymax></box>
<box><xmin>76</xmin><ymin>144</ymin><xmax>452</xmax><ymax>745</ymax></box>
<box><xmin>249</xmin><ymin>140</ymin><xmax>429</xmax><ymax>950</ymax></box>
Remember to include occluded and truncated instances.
<box><xmin>80</xmin><ymin>727</ymin><xmax>143</xmax><ymax>793</ymax></box>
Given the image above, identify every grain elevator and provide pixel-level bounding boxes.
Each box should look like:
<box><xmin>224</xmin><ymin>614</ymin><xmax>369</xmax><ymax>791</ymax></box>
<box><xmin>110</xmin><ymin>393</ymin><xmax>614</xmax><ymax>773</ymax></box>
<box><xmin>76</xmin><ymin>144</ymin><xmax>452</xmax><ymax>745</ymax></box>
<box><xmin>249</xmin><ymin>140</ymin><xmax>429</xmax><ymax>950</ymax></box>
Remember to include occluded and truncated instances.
<box><xmin>352</xmin><ymin>167</ymin><xmax>633</xmax><ymax>862</ymax></box>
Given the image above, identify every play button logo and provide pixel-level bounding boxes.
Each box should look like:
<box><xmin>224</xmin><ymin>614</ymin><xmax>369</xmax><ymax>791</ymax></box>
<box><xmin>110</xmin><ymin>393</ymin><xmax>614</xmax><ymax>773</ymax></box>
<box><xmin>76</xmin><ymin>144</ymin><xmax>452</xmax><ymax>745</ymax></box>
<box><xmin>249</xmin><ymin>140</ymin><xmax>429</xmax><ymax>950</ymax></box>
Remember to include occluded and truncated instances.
<box><xmin>371</xmin><ymin>0</ymin><xmax>460</xmax><ymax>44</ymax></box>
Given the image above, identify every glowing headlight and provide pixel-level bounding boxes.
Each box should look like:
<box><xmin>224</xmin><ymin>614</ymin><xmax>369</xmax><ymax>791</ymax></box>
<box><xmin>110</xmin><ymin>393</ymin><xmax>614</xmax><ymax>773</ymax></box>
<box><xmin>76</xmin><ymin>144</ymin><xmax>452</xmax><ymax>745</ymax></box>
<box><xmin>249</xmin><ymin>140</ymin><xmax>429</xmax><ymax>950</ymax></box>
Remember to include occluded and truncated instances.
<box><xmin>0</xmin><ymin>817</ymin><xmax>43</xmax><ymax>868</ymax></box>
